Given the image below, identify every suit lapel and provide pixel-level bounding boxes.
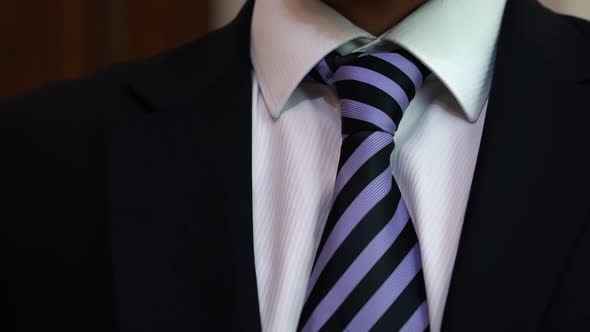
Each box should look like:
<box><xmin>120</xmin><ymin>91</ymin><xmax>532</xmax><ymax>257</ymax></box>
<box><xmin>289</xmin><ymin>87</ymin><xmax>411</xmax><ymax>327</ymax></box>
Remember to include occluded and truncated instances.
<box><xmin>443</xmin><ymin>1</ymin><xmax>590</xmax><ymax>330</ymax></box>
<box><xmin>108</xmin><ymin>2</ymin><xmax>261</xmax><ymax>330</ymax></box>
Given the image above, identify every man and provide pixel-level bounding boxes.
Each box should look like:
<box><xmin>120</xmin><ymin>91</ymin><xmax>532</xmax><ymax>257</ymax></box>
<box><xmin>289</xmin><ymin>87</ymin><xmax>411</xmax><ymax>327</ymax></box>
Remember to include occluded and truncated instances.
<box><xmin>3</xmin><ymin>0</ymin><xmax>589</xmax><ymax>331</ymax></box>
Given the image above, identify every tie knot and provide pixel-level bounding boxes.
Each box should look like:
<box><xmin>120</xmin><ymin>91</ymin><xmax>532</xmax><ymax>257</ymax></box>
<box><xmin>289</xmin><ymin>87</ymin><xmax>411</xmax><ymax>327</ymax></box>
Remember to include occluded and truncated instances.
<box><xmin>311</xmin><ymin>50</ymin><xmax>429</xmax><ymax>135</ymax></box>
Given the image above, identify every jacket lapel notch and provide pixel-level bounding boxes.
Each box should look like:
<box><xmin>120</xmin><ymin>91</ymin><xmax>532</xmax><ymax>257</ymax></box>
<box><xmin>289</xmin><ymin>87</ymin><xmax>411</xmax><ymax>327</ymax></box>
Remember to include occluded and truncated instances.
<box><xmin>109</xmin><ymin>1</ymin><xmax>262</xmax><ymax>330</ymax></box>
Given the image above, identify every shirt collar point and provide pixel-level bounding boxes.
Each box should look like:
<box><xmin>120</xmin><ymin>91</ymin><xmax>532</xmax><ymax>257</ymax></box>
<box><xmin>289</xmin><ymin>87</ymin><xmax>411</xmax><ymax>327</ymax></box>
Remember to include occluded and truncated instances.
<box><xmin>257</xmin><ymin>84</ymin><xmax>284</xmax><ymax>120</ymax></box>
<box><xmin>464</xmin><ymin>103</ymin><xmax>485</xmax><ymax>123</ymax></box>
<box><xmin>267</xmin><ymin>100</ymin><xmax>284</xmax><ymax>120</ymax></box>
<box><xmin>459</xmin><ymin>91</ymin><xmax>489</xmax><ymax>123</ymax></box>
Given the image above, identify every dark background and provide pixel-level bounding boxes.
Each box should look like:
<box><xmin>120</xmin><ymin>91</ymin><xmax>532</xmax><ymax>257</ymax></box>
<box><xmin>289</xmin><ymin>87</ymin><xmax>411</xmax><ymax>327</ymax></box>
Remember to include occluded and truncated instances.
<box><xmin>0</xmin><ymin>0</ymin><xmax>211</xmax><ymax>98</ymax></box>
<box><xmin>1</xmin><ymin>0</ymin><xmax>587</xmax><ymax>98</ymax></box>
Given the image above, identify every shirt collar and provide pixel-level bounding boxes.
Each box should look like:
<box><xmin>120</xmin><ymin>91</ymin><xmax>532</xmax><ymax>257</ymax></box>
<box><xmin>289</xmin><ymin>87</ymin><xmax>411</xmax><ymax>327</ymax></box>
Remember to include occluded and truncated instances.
<box><xmin>251</xmin><ymin>0</ymin><xmax>507</xmax><ymax>122</ymax></box>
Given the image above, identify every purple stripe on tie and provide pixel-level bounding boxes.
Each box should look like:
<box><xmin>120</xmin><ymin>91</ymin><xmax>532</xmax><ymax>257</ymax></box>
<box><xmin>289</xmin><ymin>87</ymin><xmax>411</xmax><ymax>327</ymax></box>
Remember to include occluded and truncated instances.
<box><xmin>305</xmin><ymin>168</ymin><xmax>392</xmax><ymax>299</ymax></box>
<box><xmin>345</xmin><ymin>244</ymin><xmax>423</xmax><ymax>331</ymax></box>
<box><xmin>400</xmin><ymin>301</ymin><xmax>430</xmax><ymax>332</ymax></box>
<box><xmin>369</xmin><ymin>52</ymin><xmax>425</xmax><ymax>89</ymax></box>
<box><xmin>301</xmin><ymin>200</ymin><xmax>410</xmax><ymax>332</ymax></box>
<box><xmin>316</xmin><ymin>58</ymin><xmax>335</xmax><ymax>86</ymax></box>
<box><xmin>333</xmin><ymin>131</ymin><xmax>392</xmax><ymax>198</ymax></box>
<box><xmin>334</xmin><ymin>66</ymin><xmax>410</xmax><ymax>111</ymax></box>
<box><xmin>340</xmin><ymin>98</ymin><xmax>396</xmax><ymax>134</ymax></box>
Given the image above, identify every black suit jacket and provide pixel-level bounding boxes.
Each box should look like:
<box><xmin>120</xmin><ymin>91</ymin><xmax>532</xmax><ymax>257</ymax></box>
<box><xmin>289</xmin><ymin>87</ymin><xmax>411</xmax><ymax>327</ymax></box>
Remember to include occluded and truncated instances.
<box><xmin>3</xmin><ymin>1</ymin><xmax>590</xmax><ymax>331</ymax></box>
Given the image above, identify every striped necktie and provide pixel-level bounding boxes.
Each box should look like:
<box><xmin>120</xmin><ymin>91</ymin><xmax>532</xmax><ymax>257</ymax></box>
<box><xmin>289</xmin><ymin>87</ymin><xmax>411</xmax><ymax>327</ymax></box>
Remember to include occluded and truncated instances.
<box><xmin>298</xmin><ymin>50</ymin><xmax>431</xmax><ymax>332</ymax></box>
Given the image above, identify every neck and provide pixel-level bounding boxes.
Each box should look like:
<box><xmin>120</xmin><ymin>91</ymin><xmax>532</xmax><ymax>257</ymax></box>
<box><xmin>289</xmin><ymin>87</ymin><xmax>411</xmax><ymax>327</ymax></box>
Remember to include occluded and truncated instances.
<box><xmin>323</xmin><ymin>0</ymin><xmax>427</xmax><ymax>36</ymax></box>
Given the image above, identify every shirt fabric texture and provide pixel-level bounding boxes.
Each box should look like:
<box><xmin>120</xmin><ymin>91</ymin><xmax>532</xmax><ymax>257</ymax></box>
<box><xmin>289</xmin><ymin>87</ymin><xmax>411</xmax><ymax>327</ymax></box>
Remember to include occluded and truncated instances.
<box><xmin>250</xmin><ymin>1</ymin><xmax>507</xmax><ymax>331</ymax></box>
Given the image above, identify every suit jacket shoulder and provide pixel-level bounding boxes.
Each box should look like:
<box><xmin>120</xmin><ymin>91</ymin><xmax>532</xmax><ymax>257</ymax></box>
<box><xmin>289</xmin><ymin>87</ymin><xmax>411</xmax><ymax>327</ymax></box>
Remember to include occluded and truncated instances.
<box><xmin>2</xmin><ymin>3</ymin><xmax>254</xmax><ymax>330</ymax></box>
<box><xmin>0</xmin><ymin>3</ymin><xmax>253</xmax><ymax>211</ymax></box>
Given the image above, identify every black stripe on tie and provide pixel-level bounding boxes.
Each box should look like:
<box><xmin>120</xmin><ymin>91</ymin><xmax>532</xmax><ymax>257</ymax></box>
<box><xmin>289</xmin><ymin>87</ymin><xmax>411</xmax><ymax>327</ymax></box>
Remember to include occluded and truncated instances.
<box><xmin>337</xmin><ymin>132</ymin><xmax>372</xmax><ymax>170</ymax></box>
<box><xmin>341</xmin><ymin>117</ymin><xmax>384</xmax><ymax>136</ymax></box>
<box><xmin>315</xmin><ymin>141</ymin><xmax>394</xmax><ymax>257</ymax></box>
<box><xmin>319</xmin><ymin>216</ymin><xmax>417</xmax><ymax>331</ymax></box>
<box><xmin>324</xmin><ymin>51</ymin><xmax>344</xmax><ymax>73</ymax></box>
<box><xmin>298</xmin><ymin>186</ymin><xmax>401</xmax><ymax>327</ymax></box>
<box><xmin>349</xmin><ymin>55</ymin><xmax>417</xmax><ymax>100</ymax></box>
<box><xmin>308</xmin><ymin>69</ymin><xmax>325</xmax><ymax>85</ymax></box>
<box><xmin>335</xmin><ymin>80</ymin><xmax>404</xmax><ymax>128</ymax></box>
<box><xmin>371</xmin><ymin>271</ymin><xmax>428</xmax><ymax>332</ymax></box>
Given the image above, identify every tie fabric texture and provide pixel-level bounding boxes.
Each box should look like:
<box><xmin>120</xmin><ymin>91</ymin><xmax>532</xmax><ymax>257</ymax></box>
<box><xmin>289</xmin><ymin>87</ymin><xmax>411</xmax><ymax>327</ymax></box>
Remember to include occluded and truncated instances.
<box><xmin>298</xmin><ymin>50</ymin><xmax>431</xmax><ymax>332</ymax></box>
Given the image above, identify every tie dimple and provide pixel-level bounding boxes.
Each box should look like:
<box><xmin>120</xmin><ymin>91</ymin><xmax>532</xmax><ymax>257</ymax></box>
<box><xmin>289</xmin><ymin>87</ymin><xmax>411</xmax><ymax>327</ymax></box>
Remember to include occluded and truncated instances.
<box><xmin>299</xmin><ymin>50</ymin><xmax>431</xmax><ymax>332</ymax></box>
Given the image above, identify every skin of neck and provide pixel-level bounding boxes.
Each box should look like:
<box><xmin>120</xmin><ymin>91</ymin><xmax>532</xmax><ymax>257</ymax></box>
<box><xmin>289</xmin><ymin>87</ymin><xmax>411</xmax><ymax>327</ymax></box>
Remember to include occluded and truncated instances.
<box><xmin>323</xmin><ymin>0</ymin><xmax>427</xmax><ymax>36</ymax></box>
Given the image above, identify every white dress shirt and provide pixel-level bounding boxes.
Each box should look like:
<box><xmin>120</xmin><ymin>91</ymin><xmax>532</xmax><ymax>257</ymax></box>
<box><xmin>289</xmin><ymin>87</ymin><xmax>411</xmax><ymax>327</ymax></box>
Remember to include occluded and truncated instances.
<box><xmin>250</xmin><ymin>1</ymin><xmax>506</xmax><ymax>331</ymax></box>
